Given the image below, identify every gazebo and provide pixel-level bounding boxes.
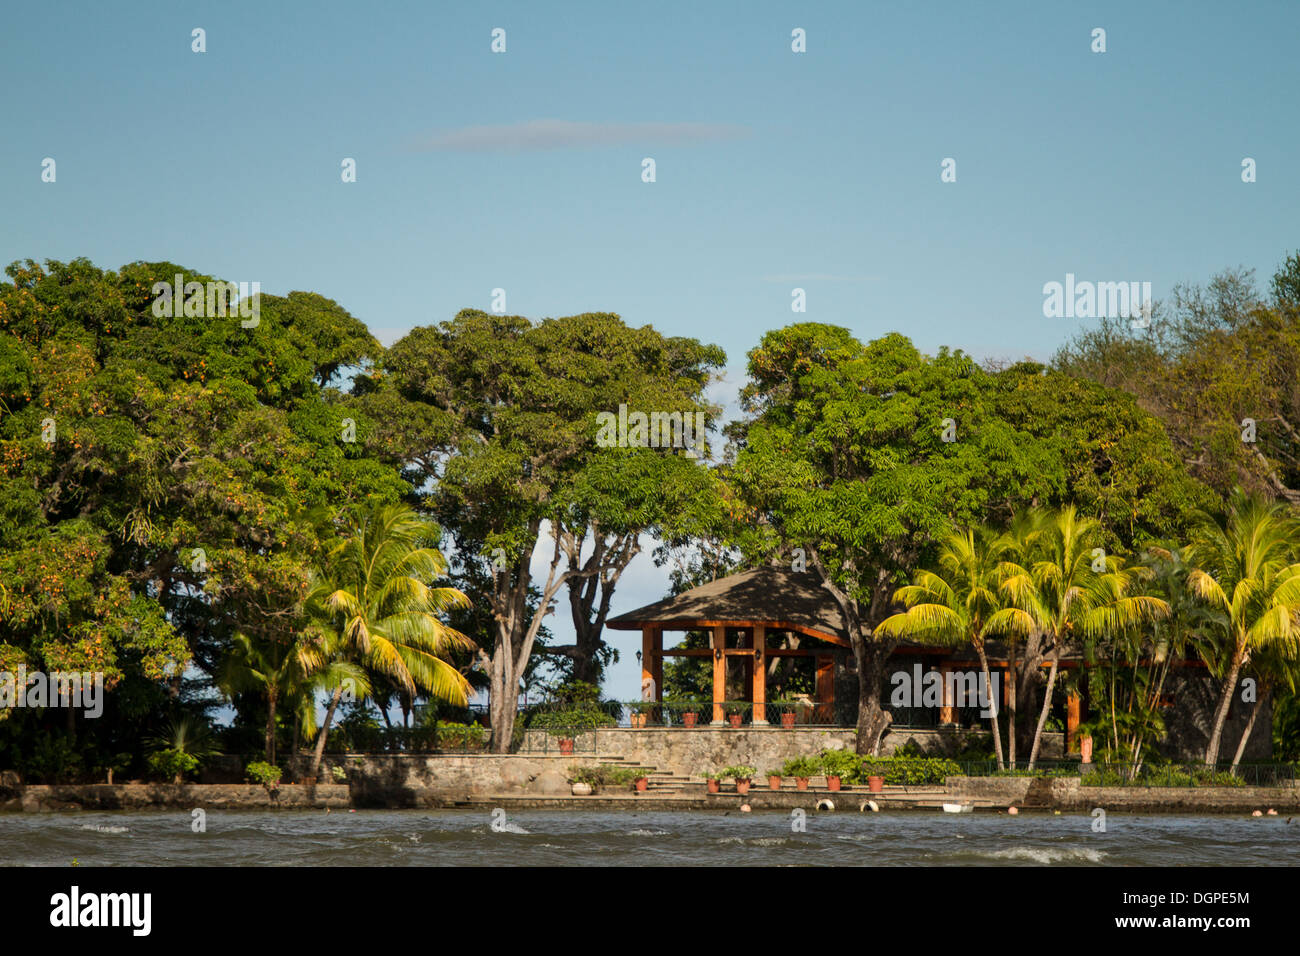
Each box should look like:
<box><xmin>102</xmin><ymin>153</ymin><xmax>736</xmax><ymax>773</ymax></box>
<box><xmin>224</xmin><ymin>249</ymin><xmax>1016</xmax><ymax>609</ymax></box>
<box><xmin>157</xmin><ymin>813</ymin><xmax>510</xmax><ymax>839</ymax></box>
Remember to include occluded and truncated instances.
<box><xmin>606</xmin><ymin>565</ymin><xmax>851</xmax><ymax>725</ymax></box>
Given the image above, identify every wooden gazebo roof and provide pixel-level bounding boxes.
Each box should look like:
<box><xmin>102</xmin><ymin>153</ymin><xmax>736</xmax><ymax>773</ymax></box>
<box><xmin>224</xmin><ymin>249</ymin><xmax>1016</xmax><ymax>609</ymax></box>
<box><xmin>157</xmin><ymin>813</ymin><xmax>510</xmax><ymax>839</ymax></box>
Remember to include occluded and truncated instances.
<box><xmin>606</xmin><ymin>565</ymin><xmax>852</xmax><ymax>647</ymax></box>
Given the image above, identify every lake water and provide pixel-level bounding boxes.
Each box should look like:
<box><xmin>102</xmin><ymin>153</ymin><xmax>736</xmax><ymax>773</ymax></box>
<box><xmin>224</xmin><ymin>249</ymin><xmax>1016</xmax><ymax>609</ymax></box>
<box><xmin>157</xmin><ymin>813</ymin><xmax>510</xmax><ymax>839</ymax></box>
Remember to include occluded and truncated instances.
<box><xmin>2</xmin><ymin>810</ymin><xmax>1297</xmax><ymax>866</ymax></box>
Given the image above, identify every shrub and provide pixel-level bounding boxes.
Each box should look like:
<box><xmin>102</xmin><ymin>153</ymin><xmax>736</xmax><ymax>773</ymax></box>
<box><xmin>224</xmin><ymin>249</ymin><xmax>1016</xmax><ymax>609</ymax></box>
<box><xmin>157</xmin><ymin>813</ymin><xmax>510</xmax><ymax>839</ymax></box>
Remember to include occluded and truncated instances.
<box><xmin>530</xmin><ymin>708</ymin><xmax>618</xmax><ymax>737</ymax></box>
<box><xmin>147</xmin><ymin>749</ymin><xmax>200</xmax><ymax>783</ymax></box>
<box><xmin>330</xmin><ymin>765</ymin><xmax>348</xmax><ymax>783</ymax></box>
<box><xmin>862</xmin><ymin>756</ymin><xmax>964</xmax><ymax>786</ymax></box>
<box><xmin>781</xmin><ymin>756</ymin><xmax>820</xmax><ymax>778</ymax></box>
<box><xmin>246</xmin><ymin>760</ymin><xmax>283</xmax><ymax>789</ymax></box>
<box><xmin>819</xmin><ymin>749</ymin><xmax>862</xmax><ymax>782</ymax></box>
<box><xmin>568</xmin><ymin>764</ymin><xmax>639</xmax><ymax>790</ymax></box>
<box><xmin>722</xmin><ymin>765</ymin><xmax>756</xmax><ymax>781</ymax></box>
<box><xmin>433</xmin><ymin>721</ymin><xmax>490</xmax><ymax>750</ymax></box>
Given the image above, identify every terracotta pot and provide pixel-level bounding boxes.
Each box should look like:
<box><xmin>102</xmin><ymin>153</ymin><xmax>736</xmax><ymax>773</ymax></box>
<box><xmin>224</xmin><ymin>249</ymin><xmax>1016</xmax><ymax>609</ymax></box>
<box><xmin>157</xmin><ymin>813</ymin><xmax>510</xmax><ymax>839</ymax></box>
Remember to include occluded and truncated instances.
<box><xmin>706</xmin><ymin>778</ymin><xmax>720</xmax><ymax>794</ymax></box>
<box><xmin>728</xmin><ymin>714</ymin><xmax>742</xmax><ymax>728</ymax></box>
<box><xmin>768</xmin><ymin>775</ymin><xmax>782</xmax><ymax>790</ymax></box>
<box><xmin>736</xmin><ymin>779</ymin><xmax>751</xmax><ymax>795</ymax></box>
<box><xmin>796</xmin><ymin>777</ymin><xmax>810</xmax><ymax>791</ymax></box>
<box><xmin>827</xmin><ymin>775</ymin><xmax>841</xmax><ymax>792</ymax></box>
<box><xmin>868</xmin><ymin>775</ymin><xmax>884</xmax><ymax>793</ymax></box>
<box><xmin>1080</xmin><ymin>735</ymin><xmax>1094</xmax><ymax>764</ymax></box>
<box><xmin>559</xmin><ymin>738</ymin><xmax>575</xmax><ymax>755</ymax></box>
<box><xmin>631</xmin><ymin>713</ymin><xmax>646</xmax><ymax>728</ymax></box>
<box><xmin>635</xmin><ymin>777</ymin><xmax>648</xmax><ymax>792</ymax></box>
<box><xmin>780</xmin><ymin>712</ymin><xmax>796</xmax><ymax>729</ymax></box>
<box><xmin>683</xmin><ymin>712</ymin><xmax>698</xmax><ymax>728</ymax></box>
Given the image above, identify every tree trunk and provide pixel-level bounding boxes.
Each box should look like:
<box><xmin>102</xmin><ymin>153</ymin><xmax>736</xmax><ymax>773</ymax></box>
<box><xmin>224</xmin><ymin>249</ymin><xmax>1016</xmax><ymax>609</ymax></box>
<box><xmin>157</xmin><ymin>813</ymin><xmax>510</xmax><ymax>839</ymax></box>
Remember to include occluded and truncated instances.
<box><xmin>1229</xmin><ymin>678</ymin><xmax>1267</xmax><ymax>773</ymax></box>
<box><xmin>1205</xmin><ymin>646</ymin><xmax>1245</xmax><ymax>767</ymax></box>
<box><xmin>266</xmin><ymin>691</ymin><xmax>278</xmax><ymax>765</ymax></box>
<box><xmin>309</xmin><ymin>685</ymin><xmax>345</xmax><ymax>779</ymax></box>
<box><xmin>489</xmin><ymin>643</ymin><xmax>517</xmax><ymax>754</ymax></box>
<box><xmin>1027</xmin><ymin>650</ymin><xmax>1060</xmax><ymax>770</ymax></box>
<box><xmin>975</xmin><ymin>642</ymin><xmax>1005</xmax><ymax>771</ymax></box>
<box><xmin>1007</xmin><ymin>638</ymin><xmax>1017</xmax><ymax>767</ymax></box>
<box><xmin>852</xmin><ymin>640</ymin><xmax>892</xmax><ymax>756</ymax></box>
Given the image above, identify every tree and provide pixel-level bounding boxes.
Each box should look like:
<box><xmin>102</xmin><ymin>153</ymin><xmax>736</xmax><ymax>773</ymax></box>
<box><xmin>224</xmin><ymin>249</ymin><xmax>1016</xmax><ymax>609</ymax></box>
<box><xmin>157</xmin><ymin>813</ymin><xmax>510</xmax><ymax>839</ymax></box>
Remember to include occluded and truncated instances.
<box><xmin>1186</xmin><ymin>492</ymin><xmax>1300</xmax><ymax>765</ymax></box>
<box><xmin>306</xmin><ymin>504</ymin><xmax>473</xmax><ymax>777</ymax></box>
<box><xmin>877</xmin><ymin>525</ymin><xmax>1035</xmax><ymax>769</ymax></box>
<box><xmin>362</xmin><ymin>309</ymin><xmax>724</xmax><ymax>750</ymax></box>
<box><xmin>997</xmin><ymin>507</ymin><xmax>1169</xmax><ymax>768</ymax></box>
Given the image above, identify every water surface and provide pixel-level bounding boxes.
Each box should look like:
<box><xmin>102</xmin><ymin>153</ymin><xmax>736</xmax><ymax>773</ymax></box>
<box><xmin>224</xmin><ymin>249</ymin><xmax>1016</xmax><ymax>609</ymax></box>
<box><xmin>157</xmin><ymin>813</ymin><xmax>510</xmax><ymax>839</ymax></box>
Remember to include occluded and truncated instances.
<box><xmin>2</xmin><ymin>810</ymin><xmax>1296</xmax><ymax>866</ymax></box>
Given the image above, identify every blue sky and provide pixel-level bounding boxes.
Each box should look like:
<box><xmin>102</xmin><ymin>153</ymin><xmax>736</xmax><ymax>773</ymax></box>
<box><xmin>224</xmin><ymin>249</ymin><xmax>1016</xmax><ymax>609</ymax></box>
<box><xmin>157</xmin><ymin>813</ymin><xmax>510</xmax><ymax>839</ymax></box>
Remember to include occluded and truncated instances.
<box><xmin>4</xmin><ymin>0</ymin><xmax>1298</xmax><ymax>702</ymax></box>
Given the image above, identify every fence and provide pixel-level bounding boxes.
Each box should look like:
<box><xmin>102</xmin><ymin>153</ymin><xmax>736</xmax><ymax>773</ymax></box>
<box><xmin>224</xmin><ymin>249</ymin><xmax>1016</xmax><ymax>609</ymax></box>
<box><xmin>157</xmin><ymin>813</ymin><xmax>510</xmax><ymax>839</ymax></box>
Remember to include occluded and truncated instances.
<box><xmin>951</xmin><ymin>759</ymin><xmax>1298</xmax><ymax>787</ymax></box>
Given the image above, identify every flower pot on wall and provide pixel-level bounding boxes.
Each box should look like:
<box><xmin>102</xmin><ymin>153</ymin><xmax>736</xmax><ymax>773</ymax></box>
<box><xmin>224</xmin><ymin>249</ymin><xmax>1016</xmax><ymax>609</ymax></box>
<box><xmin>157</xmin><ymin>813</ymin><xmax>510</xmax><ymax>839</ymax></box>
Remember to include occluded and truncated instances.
<box><xmin>706</xmin><ymin>778</ymin><xmax>720</xmax><ymax>794</ymax></box>
<box><xmin>795</xmin><ymin>777</ymin><xmax>810</xmax><ymax>791</ymax></box>
<box><xmin>559</xmin><ymin>738</ymin><xmax>575</xmax><ymax>755</ymax></box>
<box><xmin>728</xmin><ymin>714</ymin><xmax>742</xmax><ymax>728</ymax></box>
<box><xmin>635</xmin><ymin>776</ymin><xmax>648</xmax><ymax>792</ymax></box>
<box><xmin>768</xmin><ymin>775</ymin><xmax>782</xmax><ymax>791</ymax></box>
<box><xmin>868</xmin><ymin>776</ymin><xmax>884</xmax><ymax>793</ymax></box>
<box><xmin>735</xmin><ymin>779</ymin><xmax>751</xmax><ymax>795</ymax></box>
<box><xmin>683</xmin><ymin>712</ymin><xmax>698</xmax><ymax>728</ymax></box>
<box><xmin>827</xmin><ymin>775</ymin><xmax>841</xmax><ymax>792</ymax></box>
<box><xmin>572</xmin><ymin>782</ymin><xmax>593</xmax><ymax>796</ymax></box>
<box><xmin>780</xmin><ymin>712</ymin><xmax>795</xmax><ymax>729</ymax></box>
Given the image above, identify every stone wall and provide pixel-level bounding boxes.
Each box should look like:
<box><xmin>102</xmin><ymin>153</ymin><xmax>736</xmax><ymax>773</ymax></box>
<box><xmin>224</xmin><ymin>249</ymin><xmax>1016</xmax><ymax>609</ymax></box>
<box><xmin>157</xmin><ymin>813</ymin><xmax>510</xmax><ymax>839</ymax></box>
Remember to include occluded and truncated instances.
<box><xmin>12</xmin><ymin>783</ymin><xmax>350</xmax><ymax>812</ymax></box>
<box><xmin>945</xmin><ymin>774</ymin><xmax>1300</xmax><ymax>811</ymax></box>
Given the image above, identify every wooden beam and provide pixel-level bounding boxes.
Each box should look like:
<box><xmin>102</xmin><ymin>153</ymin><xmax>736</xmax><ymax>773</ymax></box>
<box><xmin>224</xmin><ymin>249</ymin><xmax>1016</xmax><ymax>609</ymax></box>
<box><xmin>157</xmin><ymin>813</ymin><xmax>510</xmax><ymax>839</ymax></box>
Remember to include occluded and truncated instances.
<box><xmin>1067</xmin><ymin>692</ymin><xmax>1081</xmax><ymax>754</ymax></box>
<box><xmin>711</xmin><ymin>625</ymin><xmax>726</xmax><ymax>725</ymax></box>
<box><xmin>752</xmin><ymin>625</ymin><xmax>767</xmax><ymax>724</ymax></box>
<box><xmin>815</xmin><ymin>654</ymin><xmax>834</xmax><ymax>724</ymax></box>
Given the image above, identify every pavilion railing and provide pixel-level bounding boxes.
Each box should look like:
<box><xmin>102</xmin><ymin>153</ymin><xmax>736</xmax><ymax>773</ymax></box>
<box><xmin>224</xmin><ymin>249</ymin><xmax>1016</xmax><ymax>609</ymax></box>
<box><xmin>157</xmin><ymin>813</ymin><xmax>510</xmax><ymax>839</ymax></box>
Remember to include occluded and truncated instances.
<box><xmin>623</xmin><ymin>701</ymin><xmax>841</xmax><ymax>727</ymax></box>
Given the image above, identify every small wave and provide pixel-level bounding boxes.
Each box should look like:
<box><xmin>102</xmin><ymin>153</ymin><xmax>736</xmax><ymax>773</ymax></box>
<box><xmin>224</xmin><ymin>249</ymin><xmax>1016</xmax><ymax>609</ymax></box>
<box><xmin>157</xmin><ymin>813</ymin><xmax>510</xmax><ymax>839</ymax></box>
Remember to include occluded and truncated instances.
<box><xmin>494</xmin><ymin>823</ymin><xmax>530</xmax><ymax>834</ymax></box>
<box><xmin>982</xmin><ymin>846</ymin><xmax>1106</xmax><ymax>864</ymax></box>
<box><xmin>79</xmin><ymin>824</ymin><xmax>128</xmax><ymax>834</ymax></box>
<box><xmin>716</xmin><ymin>836</ymin><xmax>793</xmax><ymax>847</ymax></box>
<box><xmin>627</xmin><ymin>829</ymin><xmax>669</xmax><ymax>837</ymax></box>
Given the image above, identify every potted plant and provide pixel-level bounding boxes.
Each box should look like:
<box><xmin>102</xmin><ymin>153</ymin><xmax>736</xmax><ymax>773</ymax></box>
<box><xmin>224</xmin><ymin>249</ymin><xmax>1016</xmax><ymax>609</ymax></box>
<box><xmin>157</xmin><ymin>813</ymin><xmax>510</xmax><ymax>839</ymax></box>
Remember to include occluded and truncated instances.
<box><xmin>703</xmin><ymin>770</ymin><xmax>721</xmax><ymax>794</ymax></box>
<box><xmin>724</xmin><ymin>765</ymin><xmax>756</xmax><ymax>794</ymax></box>
<box><xmin>681</xmin><ymin>706</ymin><xmax>699</xmax><ymax>728</ymax></box>
<box><xmin>723</xmin><ymin>701</ymin><xmax>750</xmax><ymax>728</ymax></box>
<box><xmin>820</xmin><ymin>749</ymin><xmax>861</xmax><ymax>792</ymax></box>
<box><xmin>533</xmin><ymin>706</ymin><xmax>617</xmax><ymax>756</ymax></box>
<box><xmin>634</xmin><ymin>774</ymin><xmax>649</xmax><ymax>792</ymax></box>
<box><xmin>773</xmin><ymin>697</ymin><xmax>797</xmax><ymax>729</ymax></box>
<box><xmin>767</xmin><ymin>769</ymin><xmax>783</xmax><ymax>791</ymax></box>
<box><xmin>864</xmin><ymin>759</ymin><xmax>886</xmax><ymax>793</ymax></box>
<box><xmin>783</xmin><ymin>756</ymin><xmax>816</xmax><ymax>790</ymax></box>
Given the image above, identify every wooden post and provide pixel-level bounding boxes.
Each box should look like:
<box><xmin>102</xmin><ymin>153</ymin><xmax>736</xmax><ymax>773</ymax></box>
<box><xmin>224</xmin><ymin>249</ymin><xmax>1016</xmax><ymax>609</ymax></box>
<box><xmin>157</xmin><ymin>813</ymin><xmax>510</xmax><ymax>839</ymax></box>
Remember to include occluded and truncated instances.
<box><xmin>815</xmin><ymin>655</ymin><xmax>834</xmax><ymax>724</ymax></box>
<box><xmin>1067</xmin><ymin>692</ymin><xmax>1081</xmax><ymax>754</ymax></box>
<box><xmin>712</xmin><ymin>625</ymin><xmax>727</xmax><ymax>725</ymax></box>
<box><xmin>751</xmin><ymin>625</ymin><xmax>768</xmax><ymax>724</ymax></box>
<box><xmin>939</xmin><ymin>664</ymin><xmax>956</xmax><ymax>725</ymax></box>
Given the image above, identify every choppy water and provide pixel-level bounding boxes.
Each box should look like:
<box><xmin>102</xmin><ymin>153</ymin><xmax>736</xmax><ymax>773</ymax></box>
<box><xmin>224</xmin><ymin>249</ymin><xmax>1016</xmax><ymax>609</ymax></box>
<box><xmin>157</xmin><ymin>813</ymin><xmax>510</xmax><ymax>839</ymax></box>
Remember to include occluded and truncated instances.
<box><xmin>1</xmin><ymin>810</ymin><xmax>1297</xmax><ymax>866</ymax></box>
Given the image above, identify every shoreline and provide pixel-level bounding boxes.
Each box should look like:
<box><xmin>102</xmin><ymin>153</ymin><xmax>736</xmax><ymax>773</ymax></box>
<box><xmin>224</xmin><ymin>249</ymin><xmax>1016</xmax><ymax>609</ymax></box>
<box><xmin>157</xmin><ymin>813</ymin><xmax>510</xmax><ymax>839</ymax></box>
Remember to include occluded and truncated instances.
<box><xmin>5</xmin><ymin>780</ymin><xmax>1298</xmax><ymax>815</ymax></box>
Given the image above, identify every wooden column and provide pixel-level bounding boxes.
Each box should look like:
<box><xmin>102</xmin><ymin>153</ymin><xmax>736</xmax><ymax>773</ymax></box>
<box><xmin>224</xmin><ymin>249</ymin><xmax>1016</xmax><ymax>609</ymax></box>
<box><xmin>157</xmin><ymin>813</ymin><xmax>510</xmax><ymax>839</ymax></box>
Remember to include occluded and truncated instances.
<box><xmin>815</xmin><ymin>654</ymin><xmax>834</xmax><ymax>724</ymax></box>
<box><xmin>711</xmin><ymin>625</ymin><xmax>726</xmax><ymax>725</ymax></box>
<box><xmin>751</xmin><ymin>625</ymin><xmax>768</xmax><ymax>724</ymax></box>
<box><xmin>939</xmin><ymin>664</ymin><xmax>956</xmax><ymax>725</ymax></box>
<box><xmin>1067</xmin><ymin>692</ymin><xmax>1081</xmax><ymax>754</ymax></box>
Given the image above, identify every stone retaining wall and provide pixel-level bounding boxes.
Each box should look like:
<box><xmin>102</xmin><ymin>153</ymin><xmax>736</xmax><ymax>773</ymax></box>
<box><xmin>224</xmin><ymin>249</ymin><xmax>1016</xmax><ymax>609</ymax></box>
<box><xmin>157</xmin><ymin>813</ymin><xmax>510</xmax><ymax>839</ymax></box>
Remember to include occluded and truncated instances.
<box><xmin>10</xmin><ymin>783</ymin><xmax>351</xmax><ymax>812</ymax></box>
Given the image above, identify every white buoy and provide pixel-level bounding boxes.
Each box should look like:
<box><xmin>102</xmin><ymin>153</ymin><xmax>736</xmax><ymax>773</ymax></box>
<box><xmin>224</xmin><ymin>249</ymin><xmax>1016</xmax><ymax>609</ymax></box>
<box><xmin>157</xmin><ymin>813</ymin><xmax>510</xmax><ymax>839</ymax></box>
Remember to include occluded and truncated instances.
<box><xmin>816</xmin><ymin>799</ymin><xmax>835</xmax><ymax>811</ymax></box>
<box><xmin>1007</xmin><ymin>806</ymin><xmax>1019</xmax><ymax>815</ymax></box>
<box><xmin>740</xmin><ymin>804</ymin><xmax>751</xmax><ymax>813</ymax></box>
<box><xmin>1252</xmin><ymin>810</ymin><xmax>1263</xmax><ymax>817</ymax></box>
<box><xmin>1267</xmin><ymin>808</ymin><xmax>1278</xmax><ymax>816</ymax></box>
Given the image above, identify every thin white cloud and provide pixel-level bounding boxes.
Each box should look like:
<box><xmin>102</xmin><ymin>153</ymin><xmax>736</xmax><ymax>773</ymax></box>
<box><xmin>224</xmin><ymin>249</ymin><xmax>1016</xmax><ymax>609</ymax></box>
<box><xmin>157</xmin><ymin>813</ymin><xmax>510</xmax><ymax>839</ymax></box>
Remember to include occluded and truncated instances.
<box><xmin>414</xmin><ymin>118</ymin><xmax>750</xmax><ymax>152</ymax></box>
<box><xmin>761</xmin><ymin>274</ymin><xmax>882</xmax><ymax>282</ymax></box>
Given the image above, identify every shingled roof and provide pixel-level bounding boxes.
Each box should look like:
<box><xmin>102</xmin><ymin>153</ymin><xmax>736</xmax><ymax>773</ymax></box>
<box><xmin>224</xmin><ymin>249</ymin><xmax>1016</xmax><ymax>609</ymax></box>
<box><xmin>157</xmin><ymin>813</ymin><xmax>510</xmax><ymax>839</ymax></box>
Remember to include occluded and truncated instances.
<box><xmin>606</xmin><ymin>565</ymin><xmax>852</xmax><ymax>646</ymax></box>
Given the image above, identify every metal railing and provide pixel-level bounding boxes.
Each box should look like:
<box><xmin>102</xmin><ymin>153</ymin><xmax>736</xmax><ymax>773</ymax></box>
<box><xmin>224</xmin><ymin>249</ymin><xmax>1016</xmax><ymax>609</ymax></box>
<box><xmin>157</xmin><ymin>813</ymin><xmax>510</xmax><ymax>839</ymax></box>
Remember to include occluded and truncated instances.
<box><xmin>951</xmin><ymin>759</ymin><xmax>1298</xmax><ymax>787</ymax></box>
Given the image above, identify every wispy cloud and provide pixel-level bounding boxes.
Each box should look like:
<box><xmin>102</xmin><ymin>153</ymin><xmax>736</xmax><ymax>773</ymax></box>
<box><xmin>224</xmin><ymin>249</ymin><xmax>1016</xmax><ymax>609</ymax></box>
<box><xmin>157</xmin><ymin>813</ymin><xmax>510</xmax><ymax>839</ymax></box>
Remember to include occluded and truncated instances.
<box><xmin>413</xmin><ymin>118</ymin><xmax>750</xmax><ymax>152</ymax></box>
<box><xmin>760</xmin><ymin>274</ymin><xmax>882</xmax><ymax>282</ymax></box>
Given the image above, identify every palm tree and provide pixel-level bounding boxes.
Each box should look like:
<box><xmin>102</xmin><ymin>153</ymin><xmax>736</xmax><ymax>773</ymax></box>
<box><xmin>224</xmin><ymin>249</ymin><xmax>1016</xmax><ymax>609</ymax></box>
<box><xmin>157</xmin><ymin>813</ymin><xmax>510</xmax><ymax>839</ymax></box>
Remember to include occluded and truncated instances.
<box><xmin>878</xmin><ymin>525</ymin><xmax>1036</xmax><ymax>770</ymax></box>
<box><xmin>1187</xmin><ymin>492</ymin><xmax>1300</xmax><ymax>766</ymax></box>
<box><xmin>1229</xmin><ymin>644</ymin><xmax>1299</xmax><ymax>773</ymax></box>
<box><xmin>219</xmin><ymin>629</ymin><xmax>327</xmax><ymax>765</ymax></box>
<box><xmin>998</xmin><ymin>506</ymin><xmax>1169</xmax><ymax>769</ymax></box>
<box><xmin>307</xmin><ymin>504</ymin><xmax>475</xmax><ymax>779</ymax></box>
<box><xmin>992</xmin><ymin>508</ymin><xmax>1050</xmax><ymax>767</ymax></box>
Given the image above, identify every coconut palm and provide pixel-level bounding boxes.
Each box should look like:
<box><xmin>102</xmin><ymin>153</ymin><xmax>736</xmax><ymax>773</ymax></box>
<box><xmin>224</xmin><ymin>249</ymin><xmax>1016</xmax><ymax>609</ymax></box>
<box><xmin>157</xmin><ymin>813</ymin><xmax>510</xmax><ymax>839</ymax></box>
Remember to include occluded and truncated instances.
<box><xmin>998</xmin><ymin>506</ymin><xmax>1169</xmax><ymax>769</ymax></box>
<box><xmin>1187</xmin><ymin>492</ymin><xmax>1300</xmax><ymax>766</ymax></box>
<box><xmin>306</xmin><ymin>504</ymin><xmax>475</xmax><ymax>778</ymax></box>
<box><xmin>878</xmin><ymin>525</ymin><xmax>1036</xmax><ymax>770</ymax></box>
<box><xmin>219</xmin><ymin>629</ymin><xmax>327</xmax><ymax>765</ymax></box>
<box><xmin>1229</xmin><ymin>644</ymin><xmax>1299</xmax><ymax>773</ymax></box>
<box><xmin>992</xmin><ymin>508</ymin><xmax>1050</xmax><ymax>767</ymax></box>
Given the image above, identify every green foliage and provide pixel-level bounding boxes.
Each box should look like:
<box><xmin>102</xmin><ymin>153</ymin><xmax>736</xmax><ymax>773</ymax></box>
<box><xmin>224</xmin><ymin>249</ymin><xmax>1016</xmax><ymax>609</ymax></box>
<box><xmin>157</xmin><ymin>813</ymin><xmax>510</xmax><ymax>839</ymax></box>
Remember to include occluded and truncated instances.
<box><xmin>781</xmin><ymin>756</ymin><xmax>819</xmax><ymax>778</ymax></box>
<box><xmin>568</xmin><ymin>764</ymin><xmax>639</xmax><ymax>790</ymax></box>
<box><xmin>861</xmin><ymin>756</ymin><xmax>965</xmax><ymax>786</ymax></box>
<box><xmin>819</xmin><ymin>749</ymin><xmax>862</xmax><ymax>781</ymax></box>
<box><xmin>330</xmin><ymin>764</ymin><xmax>347</xmax><ymax>782</ymax></box>
<box><xmin>529</xmin><ymin>708</ymin><xmax>618</xmax><ymax>736</ymax></box>
<box><xmin>146</xmin><ymin>749</ymin><xmax>200</xmax><ymax>782</ymax></box>
<box><xmin>245</xmin><ymin>760</ymin><xmax>282</xmax><ymax>788</ymax></box>
<box><xmin>722</xmin><ymin>764</ymin><xmax>756</xmax><ymax>780</ymax></box>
